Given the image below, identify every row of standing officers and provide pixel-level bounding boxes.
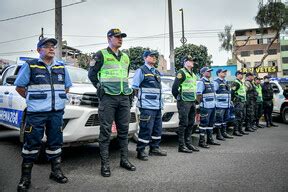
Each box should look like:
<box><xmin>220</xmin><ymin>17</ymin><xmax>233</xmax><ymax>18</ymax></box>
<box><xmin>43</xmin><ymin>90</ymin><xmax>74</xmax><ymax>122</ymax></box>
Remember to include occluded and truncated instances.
<box><xmin>14</xmin><ymin>28</ymin><xmax>277</xmax><ymax>191</ymax></box>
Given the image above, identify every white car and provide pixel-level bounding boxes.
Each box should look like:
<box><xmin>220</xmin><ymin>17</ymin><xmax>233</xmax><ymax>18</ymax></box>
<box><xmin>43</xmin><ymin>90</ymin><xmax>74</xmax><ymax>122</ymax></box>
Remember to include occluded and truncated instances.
<box><xmin>0</xmin><ymin>63</ymin><xmax>138</xmax><ymax>146</ymax></box>
<box><xmin>270</xmin><ymin>78</ymin><xmax>288</xmax><ymax>124</ymax></box>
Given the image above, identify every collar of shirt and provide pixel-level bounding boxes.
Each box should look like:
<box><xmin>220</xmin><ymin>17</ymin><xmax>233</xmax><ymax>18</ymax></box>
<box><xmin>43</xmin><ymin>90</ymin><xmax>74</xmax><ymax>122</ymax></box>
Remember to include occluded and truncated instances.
<box><xmin>107</xmin><ymin>46</ymin><xmax>122</xmax><ymax>57</ymax></box>
<box><xmin>217</xmin><ymin>77</ymin><xmax>226</xmax><ymax>82</ymax></box>
<box><xmin>145</xmin><ymin>63</ymin><xmax>155</xmax><ymax>71</ymax></box>
<box><xmin>38</xmin><ymin>58</ymin><xmax>58</xmax><ymax>66</ymax></box>
<box><xmin>202</xmin><ymin>77</ymin><xmax>210</xmax><ymax>82</ymax></box>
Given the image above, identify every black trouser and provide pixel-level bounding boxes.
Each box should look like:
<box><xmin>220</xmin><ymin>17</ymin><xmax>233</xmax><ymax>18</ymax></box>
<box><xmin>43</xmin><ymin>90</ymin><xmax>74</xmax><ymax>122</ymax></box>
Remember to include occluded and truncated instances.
<box><xmin>98</xmin><ymin>94</ymin><xmax>131</xmax><ymax>163</ymax></box>
<box><xmin>263</xmin><ymin>100</ymin><xmax>273</xmax><ymax>125</ymax></box>
<box><xmin>255</xmin><ymin>102</ymin><xmax>263</xmax><ymax>124</ymax></box>
<box><xmin>177</xmin><ymin>100</ymin><xmax>196</xmax><ymax>147</ymax></box>
<box><xmin>246</xmin><ymin>100</ymin><xmax>256</xmax><ymax>129</ymax></box>
<box><xmin>234</xmin><ymin>102</ymin><xmax>246</xmax><ymax>132</ymax></box>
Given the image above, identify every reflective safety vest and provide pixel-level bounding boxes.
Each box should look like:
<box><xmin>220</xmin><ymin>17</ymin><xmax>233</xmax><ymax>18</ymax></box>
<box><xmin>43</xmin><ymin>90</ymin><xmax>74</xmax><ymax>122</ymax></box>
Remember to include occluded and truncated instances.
<box><xmin>214</xmin><ymin>78</ymin><xmax>231</xmax><ymax>108</ymax></box>
<box><xmin>234</xmin><ymin>79</ymin><xmax>246</xmax><ymax>102</ymax></box>
<box><xmin>255</xmin><ymin>84</ymin><xmax>263</xmax><ymax>103</ymax></box>
<box><xmin>98</xmin><ymin>49</ymin><xmax>132</xmax><ymax>95</ymax></box>
<box><xmin>26</xmin><ymin>59</ymin><xmax>66</xmax><ymax>112</ymax></box>
<box><xmin>137</xmin><ymin>65</ymin><xmax>162</xmax><ymax>110</ymax></box>
<box><xmin>179</xmin><ymin>68</ymin><xmax>197</xmax><ymax>101</ymax></box>
<box><xmin>200</xmin><ymin>78</ymin><xmax>216</xmax><ymax>109</ymax></box>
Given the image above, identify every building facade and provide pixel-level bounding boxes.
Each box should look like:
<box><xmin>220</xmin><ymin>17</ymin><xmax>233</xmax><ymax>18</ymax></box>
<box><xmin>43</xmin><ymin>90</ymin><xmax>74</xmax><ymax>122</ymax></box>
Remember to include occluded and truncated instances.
<box><xmin>233</xmin><ymin>27</ymin><xmax>282</xmax><ymax>77</ymax></box>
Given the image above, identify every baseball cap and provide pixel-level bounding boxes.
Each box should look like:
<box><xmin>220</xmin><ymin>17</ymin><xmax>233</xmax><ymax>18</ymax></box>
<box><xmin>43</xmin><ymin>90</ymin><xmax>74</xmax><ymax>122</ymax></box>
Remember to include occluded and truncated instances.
<box><xmin>200</xmin><ymin>67</ymin><xmax>213</xmax><ymax>74</ymax></box>
<box><xmin>263</xmin><ymin>75</ymin><xmax>271</xmax><ymax>79</ymax></box>
<box><xmin>37</xmin><ymin>37</ymin><xmax>57</xmax><ymax>48</ymax></box>
<box><xmin>107</xmin><ymin>28</ymin><xmax>127</xmax><ymax>38</ymax></box>
<box><xmin>246</xmin><ymin>72</ymin><xmax>254</xmax><ymax>77</ymax></box>
<box><xmin>216</xmin><ymin>68</ymin><xmax>227</xmax><ymax>75</ymax></box>
<box><xmin>235</xmin><ymin>70</ymin><xmax>244</xmax><ymax>76</ymax></box>
<box><xmin>182</xmin><ymin>55</ymin><xmax>197</xmax><ymax>63</ymax></box>
<box><xmin>143</xmin><ymin>50</ymin><xmax>158</xmax><ymax>58</ymax></box>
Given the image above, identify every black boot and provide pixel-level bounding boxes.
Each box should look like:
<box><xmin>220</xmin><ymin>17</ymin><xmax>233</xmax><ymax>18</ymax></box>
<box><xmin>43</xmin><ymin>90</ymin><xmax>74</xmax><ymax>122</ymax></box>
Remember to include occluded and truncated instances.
<box><xmin>233</xmin><ymin>130</ymin><xmax>243</xmax><ymax>136</ymax></box>
<box><xmin>186</xmin><ymin>143</ymin><xmax>200</xmax><ymax>152</ymax></box>
<box><xmin>101</xmin><ymin>162</ymin><xmax>111</xmax><ymax>177</ymax></box>
<box><xmin>207</xmin><ymin>130</ymin><xmax>220</xmax><ymax>145</ymax></box>
<box><xmin>216</xmin><ymin>126</ymin><xmax>225</xmax><ymax>141</ymax></box>
<box><xmin>198</xmin><ymin>134</ymin><xmax>209</xmax><ymax>148</ymax></box>
<box><xmin>17</xmin><ymin>162</ymin><xmax>33</xmax><ymax>192</ymax></box>
<box><xmin>178</xmin><ymin>145</ymin><xmax>193</xmax><ymax>153</ymax></box>
<box><xmin>184</xmin><ymin>126</ymin><xmax>199</xmax><ymax>152</ymax></box>
<box><xmin>120</xmin><ymin>159</ymin><xmax>136</xmax><ymax>171</ymax></box>
<box><xmin>49</xmin><ymin>157</ymin><xmax>68</xmax><ymax>183</ymax></box>
<box><xmin>245</xmin><ymin>127</ymin><xmax>255</xmax><ymax>132</ymax></box>
<box><xmin>137</xmin><ymin>150</ymin><xmax>149</xmax><ymax>161</ymax></box>
<box><xmin>221</xmin><ymin>125</ymin><xmax>233</xmax><ymax>139</ymax></box>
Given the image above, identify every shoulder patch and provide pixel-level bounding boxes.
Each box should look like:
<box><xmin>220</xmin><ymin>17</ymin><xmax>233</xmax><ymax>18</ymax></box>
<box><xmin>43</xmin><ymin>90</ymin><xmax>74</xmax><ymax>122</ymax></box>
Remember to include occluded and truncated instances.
<box><xmin>177</xmin><ymin>73</ymin><xmax>182</xmax><ymax>79</ymax></box>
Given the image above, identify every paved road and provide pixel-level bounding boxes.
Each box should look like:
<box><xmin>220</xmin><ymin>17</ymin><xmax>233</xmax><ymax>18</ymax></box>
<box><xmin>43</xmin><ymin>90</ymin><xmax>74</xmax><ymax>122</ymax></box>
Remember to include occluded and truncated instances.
<box><xmin>0</xmin><ymin>122</ymin><xmax>288</xmax><ymax>192</ymax></box>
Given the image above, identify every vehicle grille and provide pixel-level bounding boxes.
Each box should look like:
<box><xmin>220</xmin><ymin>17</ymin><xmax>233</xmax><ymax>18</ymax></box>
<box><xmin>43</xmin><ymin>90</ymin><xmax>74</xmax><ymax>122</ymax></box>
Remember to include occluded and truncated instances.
<box><xmin>85</xmin><ymin>112</ymin><xmax>137</xmax><ymax>127</ymax></box>
<box><xmin>162</xmin><ymin>112</ymin><xmax>174</xmax><ymax>122</ymax></box>
<box><xmin>81</xmin><ymin>92</ymin><xmax>99</xmax><ymax>107</ymax></box>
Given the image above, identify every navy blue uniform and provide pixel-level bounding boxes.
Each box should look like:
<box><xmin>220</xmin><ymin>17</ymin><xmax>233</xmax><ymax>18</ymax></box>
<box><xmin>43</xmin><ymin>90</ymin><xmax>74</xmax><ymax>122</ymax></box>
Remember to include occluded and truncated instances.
<box><xmin>14</xmin><ymin>59</ymin><xmax>72</xmax><ymax>162</ymax></box>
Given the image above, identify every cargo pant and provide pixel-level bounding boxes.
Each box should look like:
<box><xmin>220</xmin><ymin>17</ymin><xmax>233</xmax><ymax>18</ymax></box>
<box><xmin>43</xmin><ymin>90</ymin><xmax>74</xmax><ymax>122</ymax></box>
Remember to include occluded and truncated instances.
<box><xmin>246</xmin><ymin>100</ymin><xmax>255</xmax><ymax>129</ymax></box>
<box><xmin>234</xmin><ymin>102</ymin><xmax>246</xmax><ymax>132</ymax></box>
<box><xmin>199</xmin><ymin>107</ymin><xmax>215</xmax><ymax>137</ymax></box>
<box><xmin>136</xmin><ymin>108</ymin><xmax>162</xmax><ymax>152</ymax></box>
<box><xmin>21</xmin><ymin>110</ymin><xmax>64</xmax><ymax>163</ymax></box>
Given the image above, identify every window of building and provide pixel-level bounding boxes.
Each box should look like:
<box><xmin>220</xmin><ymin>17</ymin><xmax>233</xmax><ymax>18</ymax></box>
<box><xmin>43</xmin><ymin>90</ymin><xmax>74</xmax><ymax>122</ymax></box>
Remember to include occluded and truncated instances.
<box><xmin>240</xmin><ymin>51</ymin><xmax>250</xmax><ymax>57</ymax></box>
<box><xmin>283</xmin><ymin>57</ymin><xmax>288</xmax><ymax>64</ymax></box>
<box><xmin>257</xmin><ymin>39</ymin><xmax>263</xmax><ymax>44</ymax></box>
<box><xmin>281</xmin><ymin>45</ymin><xmax>288</xmax><ymax>51</ymax></box>
<box><xmin>254</xmin><ymin>61</ymin><xmax>261</xmax><ymax>67</ymax></box>
<box><xmin>254</xmin><ymin>50</ymin><xmax>264</xmax><ymax>55</ymax></box>
<box><xmin>268</xmin><ymin>49</ymin><xmax>277</xmax><ymax>55</ymax></box>
<box><xmin>283</xmin><ymin>69</ymin><xmax>288</xmax><ymax>76</ymax></box>
<box><xmin>268</xmin><ymin>60</ymin><xmax>277</xmax><ymax>66</ymax></box>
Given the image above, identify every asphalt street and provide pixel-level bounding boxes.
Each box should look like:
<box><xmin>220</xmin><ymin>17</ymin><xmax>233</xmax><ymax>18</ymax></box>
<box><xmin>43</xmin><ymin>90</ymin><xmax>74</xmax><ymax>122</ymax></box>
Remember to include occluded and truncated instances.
<box><xmin>0</xmin><ymin>121</ymin><xmax>288</xmax><ymax>192</ymax></box>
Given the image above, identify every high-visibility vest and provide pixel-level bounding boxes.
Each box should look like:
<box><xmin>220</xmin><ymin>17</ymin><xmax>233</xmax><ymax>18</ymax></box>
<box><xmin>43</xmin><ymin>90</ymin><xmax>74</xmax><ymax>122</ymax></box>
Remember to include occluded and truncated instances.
<box><xmin>255</xmin><ymin>84</ymin><xmax>263</xmax><ymax>102</ymax></box>
<box><xmin>179</xmin><ymin>68</ymin><xmax>197</xmax><ymax>101</ymax></box>
<box><xmin>98</xmin><ymin>49</ymin><xmax>132</xmax><ymax>95</ymax></box>
<box><xmin>234</xmin><ymin>79</ymin><xmax>246</xmax><ymax>102</ymax></box>
<box><xmin>26</xmin><ymin>59</ymin><xmax>66</xmax><ymax>112</ymax></box>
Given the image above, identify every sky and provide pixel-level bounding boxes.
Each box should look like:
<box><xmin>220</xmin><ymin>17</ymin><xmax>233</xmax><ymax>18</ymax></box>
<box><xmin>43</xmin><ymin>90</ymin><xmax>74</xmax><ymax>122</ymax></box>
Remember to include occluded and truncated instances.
<box><xmin>0</xmin><ymin>0</ymin><xmax>261</xmax><ymax>67</ymax></box>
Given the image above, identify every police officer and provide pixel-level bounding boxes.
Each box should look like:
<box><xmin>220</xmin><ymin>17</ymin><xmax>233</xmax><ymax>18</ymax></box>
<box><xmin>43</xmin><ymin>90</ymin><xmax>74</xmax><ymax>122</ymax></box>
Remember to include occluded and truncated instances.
<box><xmin>196</xmin><ymin>67</ymin><xmax>220</xmax><ymax>148</ymax></box>
<box><xmin>88</xmin><ymin>29</ymin><xmax>136</xmax><ymax>177</ymax></box>
<box><xmin>262</xmin><ymin>75</ymin><xmax>278</xmax><ymax>127</ymax></box>
<box><xmin>244</xmin><ymin>72</ymin><xmax>257</xmax><ymax>132</ymax></box>
<box><xmin>132</xmin><ymin>50</ymin><xmax>167</xmax><ymax>160</ymax></box>
<box><xmin>254</xmin><ymin>77</ymin><xmax>264</xmax><ymax>128</ymax></box>
<box><xmin>172</xmin><ymin>55</ymin><xmax>200</xmax><ymax>153</ymax></box>
<box><xmin>231</xmin><ymin>71</ymin><xmax>249</xmax><ymax>136</ymax></box>
<box><xmin>15</xmin><ymin>38</ymin><xmax>72</xmax><ymax>191</ymax></box>
<box><xmin>213</xmin><ymin>69</ymin><xmax>234</xmax><ymax>141</ymax></box>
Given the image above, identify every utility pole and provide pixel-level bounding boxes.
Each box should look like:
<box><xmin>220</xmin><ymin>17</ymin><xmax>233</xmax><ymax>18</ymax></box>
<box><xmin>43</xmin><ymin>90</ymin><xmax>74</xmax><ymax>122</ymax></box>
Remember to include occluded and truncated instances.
<box><xmin>39</xmin><ymin>28</ymin><xmax>44</xmax><ymax>40</ymax></box>
<box><xmin>179</xmin><ymin>8</ymin><xmax>187</xmax><ymax>46</ymax></box>
<box><xmin>168</xmin><ymin>0</ymin><xmax>175</xmax><ymax>75</ymax></box>
<box><xmin>55</xmin><ymin>0</ymin><xmax>62</xmax><ymax>60</ymax></box>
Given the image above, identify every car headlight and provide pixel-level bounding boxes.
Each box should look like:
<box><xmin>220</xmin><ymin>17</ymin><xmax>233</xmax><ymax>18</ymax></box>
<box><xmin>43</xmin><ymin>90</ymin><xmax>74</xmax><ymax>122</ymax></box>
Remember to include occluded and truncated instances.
<box><xmin>67</xmin><ymin>93</ymin><xmax>83</xmax><ymax>106</ymax></box>
<box><xmin>162</xmin><ymin>93</ymin><xmax>175</xmax><ymax>103</ymax></box>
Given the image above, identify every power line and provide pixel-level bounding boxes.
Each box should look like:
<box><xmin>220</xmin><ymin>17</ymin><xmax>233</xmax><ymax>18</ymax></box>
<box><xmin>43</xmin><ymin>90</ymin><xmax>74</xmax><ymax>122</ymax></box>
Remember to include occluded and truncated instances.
<box><xmin>0</xmin><ymin>35</ymin><xmax>38</xmax><ymax>45</ymax></box>
<box><xmin>0</xmin><ymin>0</ymin><xmax>86</xmax><ymax>23</ymax></box>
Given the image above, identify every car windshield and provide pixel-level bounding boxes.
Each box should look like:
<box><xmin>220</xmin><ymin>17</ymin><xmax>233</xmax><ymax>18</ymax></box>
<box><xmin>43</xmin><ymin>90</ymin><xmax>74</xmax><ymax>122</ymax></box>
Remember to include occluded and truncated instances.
<box><xmin>66</xmin><ymin>67</ymin><xmax>91</xmax><ymax>84</ymax></box>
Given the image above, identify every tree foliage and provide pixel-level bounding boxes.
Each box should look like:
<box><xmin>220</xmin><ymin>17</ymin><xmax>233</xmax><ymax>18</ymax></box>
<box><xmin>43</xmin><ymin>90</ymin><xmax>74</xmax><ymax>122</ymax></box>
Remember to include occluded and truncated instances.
<box><xmin>77</xmin><ymin>53</ymin><xmax>93</xmax><ymax>70</ymax></box>
<box><xmin>174</xmin><ymin>44</ymin><xmax>212</xmax><ymax>75</ymax></box>
<box><xmin>122</xmin><ymin>47</ymin><xmax>158</xmax><ymax>70</ymax></box>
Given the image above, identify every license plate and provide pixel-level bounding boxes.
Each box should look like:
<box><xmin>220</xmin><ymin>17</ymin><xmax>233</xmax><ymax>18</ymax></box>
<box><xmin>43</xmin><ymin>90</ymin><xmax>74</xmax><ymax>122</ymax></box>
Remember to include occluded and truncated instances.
<box><xmin>112</xmin><ymin>121</ymin><xmax>117</xmax><ymax>133</ymax></box>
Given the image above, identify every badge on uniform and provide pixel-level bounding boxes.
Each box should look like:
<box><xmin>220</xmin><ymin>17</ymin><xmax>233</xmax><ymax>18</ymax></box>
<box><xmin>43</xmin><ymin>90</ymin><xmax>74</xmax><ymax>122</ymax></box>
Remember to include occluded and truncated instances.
<box><xmin>177</xmin><ymin>73</ymin><xmax>182</xmax><ymax>79</ymax></box>
<box><xmin>58</xmin><ymin>74</ymin><xmax>63</xmax><ymax>81</ymax></box>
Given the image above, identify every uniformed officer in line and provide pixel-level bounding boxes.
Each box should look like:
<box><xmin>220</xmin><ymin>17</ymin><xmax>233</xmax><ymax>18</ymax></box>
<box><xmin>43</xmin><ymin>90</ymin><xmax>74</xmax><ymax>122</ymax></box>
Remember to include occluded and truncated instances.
<box><xmin>132</xmin><ymin>50</ymin><xmax>167</xmax><ymax>161</ymax></box>
<box><xmin>172</xmin><ymin>55</ymin><xmax>200</xmax><ymax>153</ymax></box>
<box><xmin>254</xmin><ymin>77</ymin><xmax>265</xmax><ymax>128</ymax></box>
<box><xmin>213</xmin><ymin>69</ymin><xmax>234</xmax><ymax>141</ymax></box>
<box><xmin>231</xmin><ymin>71</ymin><xmax>249</xmax><ymax>136</ymax></box>
<box><xmin>196</xmin><ymin>67</ymin><xmax>220</xmax><ymax>148</ymax></box>
<box><xmin>15</xmin><ymin>38</ymin><xmax>72</xmax><ymax>191</ymax></box>
<box><xmin>88</xmin><ymin>29</ymin><xmax>136</xmax><ymax>177</ymax></box>
<box><xmin>244</xmin><ymin>72</ymin><xmax>257</xmax><ymax>132</ymax></box>
<box><xmin>261</xmin><ymin>75</ymin><xmax>278</xmax><ymax>127</ymax></box>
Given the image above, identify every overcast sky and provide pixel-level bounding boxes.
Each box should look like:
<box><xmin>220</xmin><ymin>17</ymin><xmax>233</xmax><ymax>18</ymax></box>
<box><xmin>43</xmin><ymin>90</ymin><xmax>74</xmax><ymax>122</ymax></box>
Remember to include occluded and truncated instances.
<box><xmin>0</xmin><ymin>0</ymin><xmax>260</xmax><ymax>67</ymax></box>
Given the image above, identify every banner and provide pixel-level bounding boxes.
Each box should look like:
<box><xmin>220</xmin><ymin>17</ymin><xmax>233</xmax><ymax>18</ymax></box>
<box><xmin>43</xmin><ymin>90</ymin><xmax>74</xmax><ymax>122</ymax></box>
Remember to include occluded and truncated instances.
<box><xmin>241</xmin><ymin>66</ymin><xmax>278</xmax><ymax>73</ymax></box>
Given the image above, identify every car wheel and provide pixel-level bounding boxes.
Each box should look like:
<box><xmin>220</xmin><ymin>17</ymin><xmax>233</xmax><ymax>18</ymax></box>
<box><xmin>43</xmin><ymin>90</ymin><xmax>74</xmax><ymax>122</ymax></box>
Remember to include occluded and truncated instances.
<box><xmin>281</xmin><ymin>106</ymin><xmax>288</xmax><ymax>124</ymax></box>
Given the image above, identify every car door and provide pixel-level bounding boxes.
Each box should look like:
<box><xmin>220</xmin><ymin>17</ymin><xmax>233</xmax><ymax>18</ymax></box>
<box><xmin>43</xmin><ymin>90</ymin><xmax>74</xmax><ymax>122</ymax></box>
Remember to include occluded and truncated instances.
<box><xmin>0</xmin><ymin>65</ymin><xmax>26</xmax><ymax>130</ymax></box>
<box><xmin>270</xmin><ymin>82</ymin><xmax>281</xmax><ymax>113</ymax></box>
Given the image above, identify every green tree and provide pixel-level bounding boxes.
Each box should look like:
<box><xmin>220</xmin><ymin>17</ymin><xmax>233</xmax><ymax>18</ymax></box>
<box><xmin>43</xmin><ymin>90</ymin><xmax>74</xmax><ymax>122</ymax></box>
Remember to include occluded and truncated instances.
<box><xmin>254</xmin><ymin>0</ymin><xmax>288</xmax><ymax>68</ymax></box>
<box><xmin>122</xmin><ymin>46</ymin><xmax>158</xmax><ymax>70</ymax></box>
<box><xmin>174</xmin><ymin>44</ymin><xmax>212</xmax><ymax>75</ymax></box>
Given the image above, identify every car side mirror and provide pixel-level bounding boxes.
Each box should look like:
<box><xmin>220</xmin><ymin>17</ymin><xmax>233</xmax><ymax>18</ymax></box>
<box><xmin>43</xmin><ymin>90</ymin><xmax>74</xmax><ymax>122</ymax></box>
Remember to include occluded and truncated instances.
<box><xmin>6</xmin><ymin>75</ymin><xmax>17</xmax><ymax>85</ymax></box>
